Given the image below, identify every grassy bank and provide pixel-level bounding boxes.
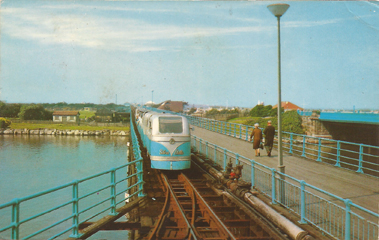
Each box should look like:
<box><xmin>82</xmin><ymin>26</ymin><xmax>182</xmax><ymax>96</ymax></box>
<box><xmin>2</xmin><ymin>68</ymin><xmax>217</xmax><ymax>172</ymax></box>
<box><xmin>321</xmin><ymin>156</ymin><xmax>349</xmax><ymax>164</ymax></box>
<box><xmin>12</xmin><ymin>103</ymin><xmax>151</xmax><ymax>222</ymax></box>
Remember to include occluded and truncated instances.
<box><xmin>10</xmin><ymin>122</ymin><xmax>129</xmax><ymax>131</ymax></box>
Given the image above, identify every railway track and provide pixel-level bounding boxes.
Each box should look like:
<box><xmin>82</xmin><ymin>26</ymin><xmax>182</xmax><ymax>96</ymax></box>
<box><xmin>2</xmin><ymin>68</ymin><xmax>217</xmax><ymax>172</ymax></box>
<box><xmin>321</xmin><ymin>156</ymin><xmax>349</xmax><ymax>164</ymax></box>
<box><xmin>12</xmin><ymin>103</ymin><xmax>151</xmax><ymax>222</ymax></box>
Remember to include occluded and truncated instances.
<box><xmin>144</xmin><ymin>162</ymin><xmax>290</xmax><ymax>240</ymax></box>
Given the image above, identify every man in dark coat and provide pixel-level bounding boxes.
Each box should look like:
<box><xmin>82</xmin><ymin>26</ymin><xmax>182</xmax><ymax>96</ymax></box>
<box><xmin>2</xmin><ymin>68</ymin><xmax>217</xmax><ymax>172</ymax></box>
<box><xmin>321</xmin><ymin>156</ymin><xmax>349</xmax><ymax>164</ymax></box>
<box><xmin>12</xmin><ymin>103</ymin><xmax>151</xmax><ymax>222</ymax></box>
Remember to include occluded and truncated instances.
<box><xmin>263</xmin><ymin>120</ymin><xmax>275</xmax><ymax>157</ymax></box>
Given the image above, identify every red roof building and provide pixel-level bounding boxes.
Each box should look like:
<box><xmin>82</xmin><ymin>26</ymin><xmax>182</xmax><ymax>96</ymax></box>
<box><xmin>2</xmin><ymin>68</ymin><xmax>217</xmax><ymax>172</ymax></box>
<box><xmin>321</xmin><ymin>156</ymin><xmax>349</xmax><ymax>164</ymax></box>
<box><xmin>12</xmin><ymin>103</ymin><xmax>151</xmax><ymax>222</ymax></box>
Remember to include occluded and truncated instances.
<box><xmin>272</xmin><ymin>101</ymin><xmax>303</xmax><ymax>112</ymax></box>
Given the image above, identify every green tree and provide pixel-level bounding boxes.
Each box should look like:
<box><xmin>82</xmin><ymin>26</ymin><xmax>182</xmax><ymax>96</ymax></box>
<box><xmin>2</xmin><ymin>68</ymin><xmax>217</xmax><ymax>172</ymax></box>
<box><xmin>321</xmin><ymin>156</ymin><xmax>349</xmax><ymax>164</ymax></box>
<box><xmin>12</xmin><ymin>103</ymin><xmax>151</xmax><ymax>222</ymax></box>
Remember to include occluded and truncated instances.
<box><xmin>188</xmin><ymin>108</ymin><xmax>196</xmax><ymax>115</ymax></box>
<box><xmin>18</xmin><ymin>105</ymin><xmax>53</xmax><ymax>120</ymax></box>
<box><xmin>250</xmin><ymin>105</ymin><xmax>273</xmax><ymax>117</ymax></box>
<box><xmin>281</xmin><ymin>110</ymin><xmax>304</xmax><ymax>134</ymax></box>
<box><xmin>205</xmin><ymin>108</ymin><xmax>220</xmax><ymax>117</ymax></box>
<box><xmin>0</xmin><ymin>117</ymin><xmax>11</xmax><ymax>128</ymax></box>
<box><xmin>0</xmin><ymin>102</ymin><xmax>21</xmax><ymax>118</ymax></box>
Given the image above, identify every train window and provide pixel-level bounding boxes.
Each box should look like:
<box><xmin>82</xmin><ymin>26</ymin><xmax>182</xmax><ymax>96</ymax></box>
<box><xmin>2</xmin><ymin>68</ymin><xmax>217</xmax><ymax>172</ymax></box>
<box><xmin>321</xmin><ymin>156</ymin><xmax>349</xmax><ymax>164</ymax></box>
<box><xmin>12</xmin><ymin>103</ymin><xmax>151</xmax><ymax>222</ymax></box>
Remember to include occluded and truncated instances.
<box><xmin>159</xmin><ymin>117</ymin><xmax>183</xmax><ymax>133</ymax></box>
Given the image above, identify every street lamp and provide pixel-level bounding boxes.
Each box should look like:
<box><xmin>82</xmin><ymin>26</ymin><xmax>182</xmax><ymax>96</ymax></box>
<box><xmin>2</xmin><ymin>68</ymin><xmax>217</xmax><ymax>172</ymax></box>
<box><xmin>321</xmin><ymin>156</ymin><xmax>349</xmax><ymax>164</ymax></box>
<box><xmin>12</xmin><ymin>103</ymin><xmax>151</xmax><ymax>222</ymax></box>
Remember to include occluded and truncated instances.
<box><xmin>268</xmin><ymin>3</ymin><xmax>289</xmax><ymax>202</ymax></box>
<box><xmin>151</xmin><ymin>90</ymin><xmax>154</xmax><ymax>110</ymax></box>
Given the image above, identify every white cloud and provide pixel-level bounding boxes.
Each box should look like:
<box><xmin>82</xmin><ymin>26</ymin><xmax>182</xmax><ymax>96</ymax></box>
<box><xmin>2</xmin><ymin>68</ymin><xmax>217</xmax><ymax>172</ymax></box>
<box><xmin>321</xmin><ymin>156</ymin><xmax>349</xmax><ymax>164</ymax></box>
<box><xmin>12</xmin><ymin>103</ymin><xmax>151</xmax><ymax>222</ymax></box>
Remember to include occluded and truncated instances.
<box><xmin>1</xmin><ymin>5</ymin><xmax>267</xmax><ymax>52</ymax></box>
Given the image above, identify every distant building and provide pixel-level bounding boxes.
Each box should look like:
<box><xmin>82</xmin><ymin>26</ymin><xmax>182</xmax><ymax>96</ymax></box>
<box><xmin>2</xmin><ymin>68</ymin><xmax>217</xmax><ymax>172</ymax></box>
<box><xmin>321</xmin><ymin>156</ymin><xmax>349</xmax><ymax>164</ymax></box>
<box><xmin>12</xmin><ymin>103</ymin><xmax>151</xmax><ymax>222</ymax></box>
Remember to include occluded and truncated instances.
<box><xmin>273</xmin><ymin>101</ymin><xmax>303</xmax><ymax>112</ymax></box>
<box><xmin>157</xmin><ymin>100</ymin><xmax>188</xmax><ymax>113</ymax></box>
<box><xmin>53</xmin><ymin>111</ymin><xmax>80</xmax><ymax>123</ymax></box>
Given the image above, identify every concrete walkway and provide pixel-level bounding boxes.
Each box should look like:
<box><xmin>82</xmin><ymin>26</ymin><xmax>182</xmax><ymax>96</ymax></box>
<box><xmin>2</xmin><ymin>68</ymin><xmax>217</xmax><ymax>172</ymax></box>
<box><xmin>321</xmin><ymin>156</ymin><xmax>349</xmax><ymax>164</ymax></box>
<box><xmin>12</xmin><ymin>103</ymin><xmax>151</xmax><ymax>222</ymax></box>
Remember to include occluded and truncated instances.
<box><xmin>191</xmin><ymin>125</ymin><xmax>379</xmax><ymax>215</ymax></box>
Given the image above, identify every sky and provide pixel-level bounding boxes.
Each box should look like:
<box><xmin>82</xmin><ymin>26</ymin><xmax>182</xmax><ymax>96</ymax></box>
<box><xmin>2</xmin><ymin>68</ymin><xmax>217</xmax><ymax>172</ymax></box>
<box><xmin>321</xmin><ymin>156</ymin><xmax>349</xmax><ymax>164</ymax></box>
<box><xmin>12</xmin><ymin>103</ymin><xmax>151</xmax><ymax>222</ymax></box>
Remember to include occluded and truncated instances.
<box><xmin>0</xmin><ymin>1</ymin><xmax>378</xmax><ymax>110</ymax></box>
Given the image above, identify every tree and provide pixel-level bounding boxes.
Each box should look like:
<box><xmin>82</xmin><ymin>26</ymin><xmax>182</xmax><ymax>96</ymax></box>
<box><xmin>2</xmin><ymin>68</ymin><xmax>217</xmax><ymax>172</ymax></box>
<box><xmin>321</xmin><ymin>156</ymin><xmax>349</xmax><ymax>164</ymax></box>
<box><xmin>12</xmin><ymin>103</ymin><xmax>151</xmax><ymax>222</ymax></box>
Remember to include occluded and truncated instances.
<box><xmin>0</xmin><ymin>117</ymin><xmax>11</xmax><ymax>128</ymax></box>
<box><xmin>282</xmin><ymin>110</ymin><xmax>304</xmax><ymax>134</ymax></box>
<box><xmin>188</xmin><ymin>108</ymin><xmax>196</xmax><ymax>115</ymax></box>
<box><xmin>250</xmin><ymin>105</ymin><xmax>273</xmax><ymax>117</ymax></box>
<box><xmin>18</xmin><ymin>105</ymin><xmax>53</xmax><ymax>120</ymax></box>
<box><xmin>205</xmin><ymin>108</ymin><xmax>220</xmax><ymax>117</ymax></box>
<box><xmin>0</xmin><ymin>102</ymin><xmax>22</xmax><ymax>118</ymax></box>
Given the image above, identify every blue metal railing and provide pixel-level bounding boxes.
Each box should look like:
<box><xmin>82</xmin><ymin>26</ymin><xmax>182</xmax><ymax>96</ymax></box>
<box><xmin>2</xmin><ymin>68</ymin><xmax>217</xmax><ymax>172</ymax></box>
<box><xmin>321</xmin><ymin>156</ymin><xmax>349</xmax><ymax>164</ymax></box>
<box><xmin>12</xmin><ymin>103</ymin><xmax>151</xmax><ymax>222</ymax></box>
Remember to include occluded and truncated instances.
<box><xmin>0</xmin><ymin>115</ymin><xmax>144</xmax><ymax>240</ymax></box>
<box><xmin>191</xmin><ymin>135</ymin><xmax>379</xmax><ymax>240</ymax></box>
<box><xmin>186</xmin><ymin>115</ymin><xmax>379</xmax><ymax>178</ymax></box>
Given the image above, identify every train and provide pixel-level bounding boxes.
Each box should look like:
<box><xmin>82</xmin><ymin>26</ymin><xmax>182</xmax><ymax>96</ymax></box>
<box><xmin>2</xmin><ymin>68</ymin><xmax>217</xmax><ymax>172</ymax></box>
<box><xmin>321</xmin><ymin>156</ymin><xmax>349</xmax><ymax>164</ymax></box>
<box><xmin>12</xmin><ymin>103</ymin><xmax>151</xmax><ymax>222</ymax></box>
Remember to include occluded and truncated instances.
<box><xmin>136</xmin><ymin>108</ymin><xmax>191</xmax><ymax>170</ymax></box>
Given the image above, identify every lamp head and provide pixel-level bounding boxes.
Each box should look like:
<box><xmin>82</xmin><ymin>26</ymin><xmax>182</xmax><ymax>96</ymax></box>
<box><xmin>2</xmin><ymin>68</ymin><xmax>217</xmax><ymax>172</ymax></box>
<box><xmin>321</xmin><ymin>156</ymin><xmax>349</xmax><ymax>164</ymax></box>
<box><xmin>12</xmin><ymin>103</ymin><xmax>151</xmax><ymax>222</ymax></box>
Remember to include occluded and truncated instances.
<box><xmin>267</xmin><ymin>3</ymin><xmax>290</xmax><ymax>17</ymax></box>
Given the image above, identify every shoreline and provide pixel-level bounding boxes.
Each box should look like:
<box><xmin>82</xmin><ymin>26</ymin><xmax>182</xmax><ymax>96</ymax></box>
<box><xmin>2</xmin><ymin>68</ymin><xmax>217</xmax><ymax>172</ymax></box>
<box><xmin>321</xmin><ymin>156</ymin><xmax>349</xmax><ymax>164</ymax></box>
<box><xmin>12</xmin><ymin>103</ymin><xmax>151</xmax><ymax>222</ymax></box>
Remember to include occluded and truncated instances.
<box><xmin>0</xmin><ymin>128</ymin><xmax>129</xmax><ymax>136</ymax></box>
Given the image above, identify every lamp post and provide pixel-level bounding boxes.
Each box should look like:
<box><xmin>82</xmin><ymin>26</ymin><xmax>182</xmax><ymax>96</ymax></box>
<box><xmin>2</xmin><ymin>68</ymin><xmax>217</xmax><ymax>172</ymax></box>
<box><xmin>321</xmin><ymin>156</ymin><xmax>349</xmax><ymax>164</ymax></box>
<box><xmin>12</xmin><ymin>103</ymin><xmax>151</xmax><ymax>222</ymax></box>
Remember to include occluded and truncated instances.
<box><xmin>151</xmin><ymin>90</ymin><xmax>154</xmax><ymax>110</ymax></box>
<box><xmin>268</xmin><ymin>3</ymin><xmax>289</xmax><ymax>203</ymax></box>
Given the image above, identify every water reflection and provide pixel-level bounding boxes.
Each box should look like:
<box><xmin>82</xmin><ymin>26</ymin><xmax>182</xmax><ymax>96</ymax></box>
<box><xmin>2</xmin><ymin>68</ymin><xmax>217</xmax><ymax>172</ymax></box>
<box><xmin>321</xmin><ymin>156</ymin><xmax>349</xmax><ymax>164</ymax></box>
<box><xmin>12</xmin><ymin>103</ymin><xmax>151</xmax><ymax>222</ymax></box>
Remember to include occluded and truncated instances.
<box><xmin>0</xmin><ymin>135</ymin><xmax>129</xmax><ymax>203</ymax></box>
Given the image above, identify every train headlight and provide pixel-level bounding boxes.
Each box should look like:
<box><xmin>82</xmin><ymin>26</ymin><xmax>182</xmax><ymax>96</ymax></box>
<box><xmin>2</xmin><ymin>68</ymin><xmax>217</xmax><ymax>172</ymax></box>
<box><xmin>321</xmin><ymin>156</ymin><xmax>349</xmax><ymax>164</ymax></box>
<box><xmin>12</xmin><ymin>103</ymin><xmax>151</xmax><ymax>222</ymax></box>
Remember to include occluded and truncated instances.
<box><xmin>169</xmin><ymin>138</ymin><xmax>175</xmax><ymax>145</ymax></box>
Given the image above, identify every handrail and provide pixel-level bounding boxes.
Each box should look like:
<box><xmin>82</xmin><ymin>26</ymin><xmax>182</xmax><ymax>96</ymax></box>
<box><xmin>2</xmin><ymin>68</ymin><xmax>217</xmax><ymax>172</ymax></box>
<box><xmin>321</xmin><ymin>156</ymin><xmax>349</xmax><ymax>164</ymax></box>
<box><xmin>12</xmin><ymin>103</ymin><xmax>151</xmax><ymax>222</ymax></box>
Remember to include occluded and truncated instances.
<box><xmin>185</xmin><ymin>114</ymin><xmax>379</xmax><ymax>178</ymax></box>
<box><xmin>191</xmin><ymin>135</ymin><xmax>379</xmax><ymax>240</ymax></box>
<box><xmin>0</xmin><ymin>110</ymin><xmax>145</xmax><ymax>240</ymax></box>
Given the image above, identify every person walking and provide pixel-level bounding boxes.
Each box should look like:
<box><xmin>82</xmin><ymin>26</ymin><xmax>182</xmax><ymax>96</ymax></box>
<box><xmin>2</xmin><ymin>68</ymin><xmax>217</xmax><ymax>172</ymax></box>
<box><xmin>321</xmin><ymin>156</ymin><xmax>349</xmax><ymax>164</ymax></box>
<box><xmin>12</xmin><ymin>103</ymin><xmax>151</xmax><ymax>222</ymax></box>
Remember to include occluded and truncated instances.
<box><xmin>250</xmin><ymin>123</ymin><xmax>262</xmax><ymax>157</ymax></box>
<box><xmin>263</xmin><ymin>120</ymin><xmax>275</xmax><ymax>157</ymax></box>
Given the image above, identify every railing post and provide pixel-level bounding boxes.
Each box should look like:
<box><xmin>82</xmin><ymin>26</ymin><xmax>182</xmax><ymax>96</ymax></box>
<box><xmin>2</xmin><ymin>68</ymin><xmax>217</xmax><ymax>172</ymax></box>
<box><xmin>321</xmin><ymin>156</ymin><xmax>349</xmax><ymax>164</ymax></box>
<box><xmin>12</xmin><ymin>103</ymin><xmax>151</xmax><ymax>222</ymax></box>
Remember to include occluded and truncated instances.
<box><xmin>344</xmin><ymin>199</ymin><xmax>352</xmax><ymax>240</ymax></box>
<box><xmin>214</xmin><ymin>145</ymin><xmax>217</xmax><ymax>164</ymax></box>
<box><xmin>110</xmin><ymin>168</ymin><xmax>117</xmax><ymax>216</ymax></box>
<box><xmin>223</xmin><ymin>149</ymin><xmax>227</xmax><ymax>170</ymax></box>
<box><xmin>70</xmin><ymin>181</ymin><xmax>81</xmax><ymax>238</ymax></box>
<box><xmin>335</xmin><ymin>141</ymin><xmax>341</xmax><ymax>167</ymax></box>
<box><xmin>193</xmin><ymin>136</ymin><xmax>197</xmax><ymax>152</ymax></box>
<box><xmin>298</xmin><ymin>181</ymin><xmax>307</xmax><ymax>224</ymax></box>
<box><xmin>271</xmin><ymin>168</ymin><xmax>276</xmax><ymax>204</ymax></box>
<box><xmin>137</xmin><ymin>159</ymin><xmax>145</xmax><ymax>197</ymax></box>
<box><xmin>245</xmin><ymin>126</ymin><xmax>249</xmax><ymax>141</ymax></box>
<box><xmin>11</xmin><ymin>199</ymin><xmax>20</xmax><ymax>240</ymax></box>
<box><xmin>236</xmin><ymin>154</ymin><xmax>240</xmax><ymax>165</ymax></box>
<box><xmin>239</xmin><ymin>125</ymin><xmax>242</xmax><ymax>139</ymax></box>
<box><xmin>301</xmin><ymin>136</ymin><xmax>306</xmax><ymax>157</ymax></box>
<box><xmin>199</xmin><ymin>139</ymin><xmax>202</xmax><ymax>154</ymax></box>
<box><xmin>356</xmin><ymin>144</ymin><xmax>364</xmax><ymax>173</ymax></box>
<box><xmin>234</xmin><ymin>124</ymin><xmax>236</xmax><ymax>138</ymax></box>
<box><xmin>289</xmin><ymin>133</ymin><xmax>293</xmax><ymax>154</ymax></box>
<box><xmin>205</xmin><ymin>142</ymin><xmax>209</xmax><ymax>159</ymax></box>
<box><xmin>316</xmin><ymin>138</ymin><xmax>322</xmax><ymax>162</ymax></box>
<box><xmin>251</xmin><ymin>161</ymin><xmax>255</xmax><ymax>188</ymax></box>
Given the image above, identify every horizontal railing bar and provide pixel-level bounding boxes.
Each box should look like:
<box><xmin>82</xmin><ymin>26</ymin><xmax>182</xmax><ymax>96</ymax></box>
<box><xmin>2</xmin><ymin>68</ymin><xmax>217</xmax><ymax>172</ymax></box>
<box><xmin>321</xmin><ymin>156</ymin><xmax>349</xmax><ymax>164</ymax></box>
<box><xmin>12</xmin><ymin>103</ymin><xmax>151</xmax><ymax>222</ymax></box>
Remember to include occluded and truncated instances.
<box><xmin>79</xmin><ymin>197</ymin><xmax>111</xmax><ymax>215</ymax></box>
<box><xmin>23</xmin><ymin>214</ymin><xmax>73</xmax><ymax>240</ymax></box>
<box><xmin>19</xmin><ymin>200</ymin><xmax>73</xmax><ymax>225</ymax></box>
<box><xmin>79</xmin><ymin>185</ymin><xmax>111</xmax><ymax>200</ymax></box>
<box><xmin>79</xmin><ymin>206</ymin><xmax>112</xmax><ymax>225</ymax></box>
<box><xmin>47</xmin><ymin>225</ymin><xmax>73</xmax><ymax>240</ymax></box>
<box><xmin>18</xmin><ymin>182</ymin><xmax>73</xmax><ymax>203</ymax></box>
<box><xmin>116</xmin><ymin>189</ymin><xmax>143</xmax><ymax>205</ymax></box>
<box><xmin>0</xmin><ymin>224</ymin><xmax>12</xmax><ymax>233</ymax></box>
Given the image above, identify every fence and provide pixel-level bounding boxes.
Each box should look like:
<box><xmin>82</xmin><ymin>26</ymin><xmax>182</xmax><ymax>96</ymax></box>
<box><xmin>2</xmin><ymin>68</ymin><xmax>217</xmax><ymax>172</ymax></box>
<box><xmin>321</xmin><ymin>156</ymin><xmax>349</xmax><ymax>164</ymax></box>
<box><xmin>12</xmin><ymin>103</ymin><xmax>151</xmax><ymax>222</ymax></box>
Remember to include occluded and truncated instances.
<box><xmin>192</xmin><ymin>135</ymin><xmax>379</xmax><ymax>240</ymax></box>
<box><xmin>186</xmin><ymin>116</ymin><xmax>379</xmax><ymax>178</ymax></box>
<box><xmin>0</xmin><ymin>115</ymin><xmax>143</xmax><ymax>240</ymax></box>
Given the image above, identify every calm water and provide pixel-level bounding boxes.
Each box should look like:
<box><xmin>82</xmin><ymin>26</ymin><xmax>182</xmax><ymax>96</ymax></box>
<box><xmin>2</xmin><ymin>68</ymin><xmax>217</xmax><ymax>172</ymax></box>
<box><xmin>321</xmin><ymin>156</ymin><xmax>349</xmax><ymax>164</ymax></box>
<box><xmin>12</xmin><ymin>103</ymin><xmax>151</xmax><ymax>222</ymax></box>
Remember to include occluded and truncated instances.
<box><xmin>0</xmin><ymin>135</ymin><xmax>130</xmax><ymax>239</ymax></box>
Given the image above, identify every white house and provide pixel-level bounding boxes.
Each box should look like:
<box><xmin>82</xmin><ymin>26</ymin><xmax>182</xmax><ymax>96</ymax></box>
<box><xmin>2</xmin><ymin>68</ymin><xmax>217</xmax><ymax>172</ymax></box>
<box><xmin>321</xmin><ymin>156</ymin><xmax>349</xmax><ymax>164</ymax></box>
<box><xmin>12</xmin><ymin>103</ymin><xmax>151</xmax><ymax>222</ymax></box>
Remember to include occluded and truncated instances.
<box><xmin>53</xmin><ymin>111</ymin><xmax>80</xmax><ymax>123</ymax></box>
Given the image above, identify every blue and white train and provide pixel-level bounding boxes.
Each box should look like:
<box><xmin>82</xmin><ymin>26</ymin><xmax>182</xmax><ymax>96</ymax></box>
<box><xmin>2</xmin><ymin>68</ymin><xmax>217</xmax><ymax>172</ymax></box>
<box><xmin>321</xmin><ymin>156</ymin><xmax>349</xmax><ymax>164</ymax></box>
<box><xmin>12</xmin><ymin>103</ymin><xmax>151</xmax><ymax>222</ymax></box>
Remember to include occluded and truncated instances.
<box><xmin>136</xmin><ymin>109</ymin><xmax>191</xmax><ymax>170</ymax></box>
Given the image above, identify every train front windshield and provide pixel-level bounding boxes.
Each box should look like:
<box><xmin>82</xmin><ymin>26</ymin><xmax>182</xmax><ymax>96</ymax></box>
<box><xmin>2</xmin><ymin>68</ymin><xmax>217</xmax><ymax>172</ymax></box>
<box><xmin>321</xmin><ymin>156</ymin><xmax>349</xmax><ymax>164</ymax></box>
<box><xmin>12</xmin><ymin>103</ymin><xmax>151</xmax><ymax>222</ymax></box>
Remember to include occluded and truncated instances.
<box><xmin>159</xmin><ymin>117</ymin><xmax>183</xmax><ymax>134</ymax></box>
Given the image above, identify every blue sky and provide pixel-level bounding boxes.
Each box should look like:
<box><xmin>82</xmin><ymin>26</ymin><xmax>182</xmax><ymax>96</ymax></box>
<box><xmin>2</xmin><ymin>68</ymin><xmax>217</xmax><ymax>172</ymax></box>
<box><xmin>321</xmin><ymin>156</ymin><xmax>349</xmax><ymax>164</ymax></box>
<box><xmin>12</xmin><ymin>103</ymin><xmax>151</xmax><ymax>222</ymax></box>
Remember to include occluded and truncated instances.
<box><xmin>1</xmin><ymin>1</ymin><xmax>378</xmax><ymax>110</ymax></box>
